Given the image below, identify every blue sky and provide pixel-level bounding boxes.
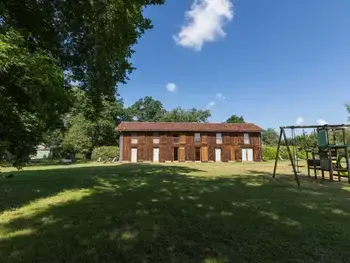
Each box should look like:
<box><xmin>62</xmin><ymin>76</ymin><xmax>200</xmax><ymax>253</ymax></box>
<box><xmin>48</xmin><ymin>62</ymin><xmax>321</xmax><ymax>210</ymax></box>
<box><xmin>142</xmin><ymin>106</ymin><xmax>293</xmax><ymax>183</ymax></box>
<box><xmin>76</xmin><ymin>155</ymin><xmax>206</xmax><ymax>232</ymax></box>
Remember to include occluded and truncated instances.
<box><xmin>119</xmin><ymin>0</ymin><xmax>350</xmax><ymax>129</ymax></box>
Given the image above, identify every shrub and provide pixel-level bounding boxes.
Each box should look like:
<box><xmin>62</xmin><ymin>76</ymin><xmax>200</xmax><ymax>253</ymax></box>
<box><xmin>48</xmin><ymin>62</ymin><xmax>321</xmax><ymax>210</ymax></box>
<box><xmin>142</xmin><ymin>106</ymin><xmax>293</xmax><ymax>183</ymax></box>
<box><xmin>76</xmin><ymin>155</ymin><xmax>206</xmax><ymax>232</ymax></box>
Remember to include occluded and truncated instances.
<box><xmin>262</xmin><ymin>146</ymin><xmax>277</xmax><ymax>161</ymax></box>
<box><xmin>91</xmin><ymin>146</ymin><xmax>119</xmax><ymax>161</ymax></box>
<box><xmin>279</xmin><ymin>146</ymin><xmax>307</xmax><ymax>160</ymax></box>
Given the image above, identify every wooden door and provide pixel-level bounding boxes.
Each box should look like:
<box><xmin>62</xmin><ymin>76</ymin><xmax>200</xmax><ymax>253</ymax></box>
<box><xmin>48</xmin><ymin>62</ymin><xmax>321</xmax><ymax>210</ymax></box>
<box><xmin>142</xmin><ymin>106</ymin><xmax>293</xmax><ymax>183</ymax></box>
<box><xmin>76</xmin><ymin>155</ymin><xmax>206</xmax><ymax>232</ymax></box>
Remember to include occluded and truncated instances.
<box><xmin>179</xmin><ymin>147</ymin><xmax>185</xmax><ymax>162</ymax></box>
<box><xmin>201</xmin><ymin>147</ymin><xmax>208</xmax><ymax>162</ymax></box>
<box><xmin>230</xmin><ymin>146</ymin><xmax>235</xmax><ymax>161</ymax></box>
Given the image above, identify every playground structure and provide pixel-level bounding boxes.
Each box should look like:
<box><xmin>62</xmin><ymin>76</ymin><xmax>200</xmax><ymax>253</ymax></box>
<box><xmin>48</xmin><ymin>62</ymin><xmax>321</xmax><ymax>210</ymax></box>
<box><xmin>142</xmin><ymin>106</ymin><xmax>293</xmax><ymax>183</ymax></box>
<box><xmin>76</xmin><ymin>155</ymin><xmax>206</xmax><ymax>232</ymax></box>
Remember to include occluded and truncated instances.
<box><xmin>273</xmin><ymin>124</ymin><xmax>350</xmax><ymax>186</ymax></box>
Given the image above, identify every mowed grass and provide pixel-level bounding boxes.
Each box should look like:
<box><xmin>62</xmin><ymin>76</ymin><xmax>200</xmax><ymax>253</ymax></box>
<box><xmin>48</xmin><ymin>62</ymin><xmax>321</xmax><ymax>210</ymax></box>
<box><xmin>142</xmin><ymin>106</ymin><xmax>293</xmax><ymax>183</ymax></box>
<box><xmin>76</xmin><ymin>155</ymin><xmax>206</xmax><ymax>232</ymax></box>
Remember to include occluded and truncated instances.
<box><xmin>1</xmin><ymin>162</ymin><xmax>350</xmax><ymax>262</ymax></box>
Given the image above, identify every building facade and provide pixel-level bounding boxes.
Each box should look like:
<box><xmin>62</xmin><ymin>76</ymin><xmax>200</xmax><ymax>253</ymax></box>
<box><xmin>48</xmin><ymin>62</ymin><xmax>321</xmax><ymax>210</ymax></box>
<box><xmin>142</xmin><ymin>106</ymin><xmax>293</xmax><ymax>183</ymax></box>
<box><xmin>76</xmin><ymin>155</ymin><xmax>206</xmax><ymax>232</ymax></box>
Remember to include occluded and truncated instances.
<box><xmin>116</xmin><ymin>122</ymin><xmax>264</xmax><ymax>163</ymax></box>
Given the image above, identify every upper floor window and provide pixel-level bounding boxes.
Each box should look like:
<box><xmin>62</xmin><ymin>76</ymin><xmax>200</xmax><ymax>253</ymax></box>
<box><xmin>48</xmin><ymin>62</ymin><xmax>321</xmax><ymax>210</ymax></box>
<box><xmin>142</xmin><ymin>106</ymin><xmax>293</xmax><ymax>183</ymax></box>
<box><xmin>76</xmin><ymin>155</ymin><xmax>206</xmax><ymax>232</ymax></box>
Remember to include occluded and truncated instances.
<box><xmin>153</xmin><ymin>132</ymin><xmax>159</xmax><ymax>144</ymax></box>
<box><xmin>216</xmin><ymin>133</ymin><xmax>222</xmax><ymax>144</ymax></box>
<box><xmin>244</xmin><ymin>133</ymin><xmax>250</xmax><ymax>144</ymax></box>
<box><xmin>194</xmin><ymin>133</ymin><xmax>201</xmax><ymax>143</ymax></box>
<box><xmin>173</xmin><ymin>134</ymin><xmax>179</xmax><ymax>144</ymax></box>
<box><xmin>131</xmin><ymin>132</ymin><xmax>138</xmax><ymax>144</ymax></box>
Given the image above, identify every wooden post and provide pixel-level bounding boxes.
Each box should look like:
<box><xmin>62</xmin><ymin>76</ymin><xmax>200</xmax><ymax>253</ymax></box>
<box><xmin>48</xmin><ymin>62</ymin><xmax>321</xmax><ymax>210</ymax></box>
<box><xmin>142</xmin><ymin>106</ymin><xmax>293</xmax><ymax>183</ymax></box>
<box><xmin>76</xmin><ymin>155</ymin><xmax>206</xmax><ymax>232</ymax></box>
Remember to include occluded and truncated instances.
<box><xmin>306</xmin><ymin>151</ymin><xmax>310</xmax><ymax>178</ymax></box>
<box><xmin>328</xmin><ymin>147</ymin><xmax>333</xmax><ymax>181</ymax></box>
<box><xmin>273</xmin><ymin>128</ymin><xmax>283</xmax><ymax>178</ymax></box>
<box><xmin>345</xmin><ymin>146</ymin><xmax>350</xmax><ymax>184</ymax></box>
<box><xmin>282</xmin><ymin>128</ymin><xmax>300</xmax><ymax>186</ymax></box>
<box><xmin>313</xmin><ymin>152</ymin><xmax>317</xmax><ymax>179</ymax></box>
<box><xmin>322</xmin><ymin>169</ymin><xmax>325</xmax><ymax>180</ymax></box>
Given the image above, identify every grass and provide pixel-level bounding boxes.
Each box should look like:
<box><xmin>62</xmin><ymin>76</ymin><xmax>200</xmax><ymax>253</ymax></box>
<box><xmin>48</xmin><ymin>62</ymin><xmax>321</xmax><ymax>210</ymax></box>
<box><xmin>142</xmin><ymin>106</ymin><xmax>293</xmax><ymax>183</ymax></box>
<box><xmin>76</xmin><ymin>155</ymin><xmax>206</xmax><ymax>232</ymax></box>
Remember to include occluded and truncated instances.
<box><xmin>1</xmin><ymin>162</ymin><xmax>350</xmax><ymax>262</ymax></box>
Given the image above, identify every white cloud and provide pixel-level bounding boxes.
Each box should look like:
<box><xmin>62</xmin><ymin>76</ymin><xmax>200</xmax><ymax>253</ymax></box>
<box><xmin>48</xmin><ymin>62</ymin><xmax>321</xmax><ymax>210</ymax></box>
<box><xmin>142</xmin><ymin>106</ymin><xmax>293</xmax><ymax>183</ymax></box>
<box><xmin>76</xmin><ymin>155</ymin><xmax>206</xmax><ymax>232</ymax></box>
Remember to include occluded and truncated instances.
<box><xmin>166</xmin><ymin>82</ymin><xmax>177</xmax><ymax>92</ymax></box>
<box><xmin>296</xmin><ymin>117</ymin><xmax>304</xmax><ymax>125</ymax></box>
<box><xmin>173</xmin><ymin>0</ymin><xmax>234</xmax><ymax>51</ymax></box>
<box><xmin>216</xmin><ymin>93</ymin><xmax>226</xmax><ymax>100</ymax></box>
<box><xmin>317</xmin><ymin>118</ymin><xmax>328</xmax><ymax>125</ymax></box>
<box><xmin>207</xmin><ymin>101</ymin><xmax>215</xmax><ymax>109</ymax></box>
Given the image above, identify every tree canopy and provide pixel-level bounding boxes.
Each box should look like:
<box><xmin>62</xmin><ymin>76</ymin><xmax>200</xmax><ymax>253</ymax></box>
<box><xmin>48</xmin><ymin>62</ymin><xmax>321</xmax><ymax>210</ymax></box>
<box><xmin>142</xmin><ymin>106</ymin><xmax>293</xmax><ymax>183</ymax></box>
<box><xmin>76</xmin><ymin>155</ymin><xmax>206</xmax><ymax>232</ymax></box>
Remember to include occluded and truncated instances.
<box><xmin>262</xmin><ymin>128</ymin><xmax>279</xmax><ymax>146</ymax></box>
<box><xmin>226</xmin><ymin>114</ymin><xmax>245</xmax><ymax>123</ymax></box>
<box><xmin>160</xmin><ymin>108</ymin><xmax>211</xmax><ymax>123</ymax></box>
<box><xmin>0</xmin><ymin>30</ymin><xmax>70</xmax><ymax>167</ymax></box>
<box><xmin>128</xmin><ymin>96</ymin><xmax>166</xmax><ymax>122</ymax></box>
<box><xmin>1</xmin><ymin>0</ymin><xmax>164</xmax><ymax>100</ymax></box>
<box><xmin>0</xmin><ymin>0</ymin><xmax>164</xmax><ymax>166</ymax></box>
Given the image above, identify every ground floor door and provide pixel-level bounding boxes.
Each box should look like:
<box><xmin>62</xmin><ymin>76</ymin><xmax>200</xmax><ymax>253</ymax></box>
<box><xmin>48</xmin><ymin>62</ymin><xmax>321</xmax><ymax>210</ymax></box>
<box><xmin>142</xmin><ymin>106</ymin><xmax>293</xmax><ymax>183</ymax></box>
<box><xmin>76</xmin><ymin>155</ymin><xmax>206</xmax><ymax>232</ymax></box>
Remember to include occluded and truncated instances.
<box><xmin>201</xmin><ymin>147</ymin><xmax>208</xmax><ymax>162</ymax></box>
<box><xmin>215</xmin><ymin>148</ymin><xmax>221</xmax><ymax>162</ymax></box>
<box><xmin>242</xmin><ymin>148</ymin><xmax>253</xmax><ymax>162</ymax></box>
<box><xmin>153</xmin><ymin>148</ymin><xmax>159</xmax><ymax>162</ymax></box>
<box><xmin>247</xmin><ymin>149</ymin><xmax>253</xmax><ymax>161</ymax></box>
<box><xmin>179</xmin><ymin>147</ymin><xmax>185</xmax><ymax>162</ymax></box>
<box><xmin>131</xmin><ymin>148</ymin><xmax>137</xmax><ymax>162</ymax></box>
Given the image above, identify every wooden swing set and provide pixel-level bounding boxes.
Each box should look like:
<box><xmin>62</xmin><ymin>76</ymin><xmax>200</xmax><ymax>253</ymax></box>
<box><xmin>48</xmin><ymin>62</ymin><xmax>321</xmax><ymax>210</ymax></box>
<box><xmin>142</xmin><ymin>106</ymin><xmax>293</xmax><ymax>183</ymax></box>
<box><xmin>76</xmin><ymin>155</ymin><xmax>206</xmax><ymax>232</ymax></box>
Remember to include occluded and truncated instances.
<box><xmin>273</xmin><ymin>124</ymin><xmax>350</xmax><ymax>186</ymax></box>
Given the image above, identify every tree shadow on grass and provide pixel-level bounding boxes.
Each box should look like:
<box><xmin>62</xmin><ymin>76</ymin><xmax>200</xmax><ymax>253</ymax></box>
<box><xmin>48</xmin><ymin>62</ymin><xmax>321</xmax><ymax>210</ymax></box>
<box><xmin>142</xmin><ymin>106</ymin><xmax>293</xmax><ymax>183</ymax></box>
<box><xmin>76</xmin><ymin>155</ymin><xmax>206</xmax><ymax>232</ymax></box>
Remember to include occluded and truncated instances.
<box><xmin>1</xmin><ymin>164</ymin><xmax>350</xmax><ymax>262</ymax></box>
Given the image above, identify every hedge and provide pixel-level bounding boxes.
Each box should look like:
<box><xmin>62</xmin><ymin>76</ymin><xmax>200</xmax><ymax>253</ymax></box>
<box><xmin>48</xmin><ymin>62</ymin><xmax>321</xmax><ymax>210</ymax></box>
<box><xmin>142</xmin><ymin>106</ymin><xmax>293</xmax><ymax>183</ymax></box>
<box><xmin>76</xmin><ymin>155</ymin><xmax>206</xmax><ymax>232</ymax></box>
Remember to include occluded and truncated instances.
<box><xmin>263</xmin><ymin>146</ymin><xmax>307</xmax><ymax>161</ymax></box>
<box><xmin>91</xmin><ymin>146</ymin><xmax>119</xmax><ymax>161</ymax></box>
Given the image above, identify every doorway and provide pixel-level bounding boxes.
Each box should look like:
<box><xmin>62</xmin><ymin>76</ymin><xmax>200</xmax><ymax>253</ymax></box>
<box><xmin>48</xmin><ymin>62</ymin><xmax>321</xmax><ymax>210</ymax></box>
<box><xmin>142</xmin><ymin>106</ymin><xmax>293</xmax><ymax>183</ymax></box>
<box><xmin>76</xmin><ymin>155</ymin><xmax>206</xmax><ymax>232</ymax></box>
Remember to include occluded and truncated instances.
<box><xmin>153</xmin><ymin>148</ymin><xmax>159</xmax><ymax>162</ymax></box>
<box><xmin>242</xmin><ymin>148</ymin><xmax>253</xmax><ymax>162</ymax></box>
<box><xmin>195</xmin><ymin>147</ymin><xmax>201</xmax><ymax>161</ymax></box>
<box><xmin>173</xmin><ymin>147</ymin><xmax>179</xmax><ymax>161</ymax></box>
<box><xmin>215</xmin><ymin>148</ymin><xmax>221</xmax><ymax>162</ymax></box>
<box><xmin>131</xmin><ymin>148</ymin><xmax>137</xmax><ymax>162</ymax></box>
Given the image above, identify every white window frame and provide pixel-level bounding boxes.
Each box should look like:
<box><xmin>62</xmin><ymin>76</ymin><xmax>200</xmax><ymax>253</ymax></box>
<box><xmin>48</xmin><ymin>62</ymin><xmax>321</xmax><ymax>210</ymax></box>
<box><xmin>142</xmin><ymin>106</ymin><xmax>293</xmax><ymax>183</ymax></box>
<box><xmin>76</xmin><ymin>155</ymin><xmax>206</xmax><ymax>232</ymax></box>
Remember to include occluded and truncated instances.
<box><xmin>131</xmin><ymin>132</ymin><xmax>138</xmax><ymax>144</ymax></box>
<box><xmin>153</xmin><ymin>132</ymin><xmax>159</xmax><ymax>144</ymax></box>
<box><xmin>194</xmin><ymin>133</ymin><xmax>201</xmax><ymax>143</ymax></box>
<box><xmin>216</xmin><ymin>133</ymin><xmax>222</xmax><ymax>144</ymax></box>
<box><xmin>244</xmin><ymin>133</ymin><xmax>250</xmax><ymax>144</ymax></box>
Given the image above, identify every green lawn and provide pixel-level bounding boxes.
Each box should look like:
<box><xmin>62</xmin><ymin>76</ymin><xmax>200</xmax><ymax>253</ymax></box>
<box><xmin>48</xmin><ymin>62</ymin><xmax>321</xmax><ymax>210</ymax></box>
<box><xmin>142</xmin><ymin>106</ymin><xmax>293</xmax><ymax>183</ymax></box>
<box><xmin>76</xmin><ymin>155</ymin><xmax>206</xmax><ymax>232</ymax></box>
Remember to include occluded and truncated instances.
<box><xmin>1</xmin><ymin>162</ymin><xmax>350</xmax><ymax>262</ymax></box>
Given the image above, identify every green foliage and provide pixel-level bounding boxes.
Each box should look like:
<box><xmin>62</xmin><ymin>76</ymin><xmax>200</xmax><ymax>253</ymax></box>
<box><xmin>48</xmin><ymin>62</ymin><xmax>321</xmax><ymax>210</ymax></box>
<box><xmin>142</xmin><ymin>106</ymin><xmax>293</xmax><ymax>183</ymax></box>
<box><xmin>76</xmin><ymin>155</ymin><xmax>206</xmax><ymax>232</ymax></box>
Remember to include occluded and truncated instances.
<box><xmin>1</xmin><ymin>0</ymin><xmax>165</xmax><ymax>103</ymax></box>
<box><xmin>226</xmin><ymin>114</ymin><xmax>245</xmax><ymax>123</ymax></box>
<box><xmin>262</xmin><ymin>146</ymin><xmax>307</xmax><ymax>161</ymax></box>
<box><xmin>279</xmin><ymin>147</ymin><xmax>307</xmax><ymax>160</ymax></box>
<box><xmin>262</xmin><ymin>146</ymin><xmax>277</xmax><ymax>161</ymax></box>
<box><xmin>62</xmin><ymin>115</ymin><xmax>94</xmax><ymax>157</ymax></box>
<box><xmin>0</xmin><ymin>29</ymin><xmax>70</xmax><ymax>167</ymax></box>
<box><xmin>91</xmin><ymin>146</ymin><xmax>119</xmax><ymax>161</ymax></box>
<box><xmin>160</xmin><ymin>107</ymin><xmax>211</xmax><ymax>123</ymax></box>
<box><xmin>127</xmin><ymin>96</ymin><xmax>211</xmax><ymax>123</ymax></box>
<box><xmin>128</xmin><ymin>96</ymin><xmax>166</xmax><ymax>122</ymax></box>
<box><xmin>262</xmin><ymin>128</ymin><xmax>279</xmax><ymax>145</ymax></box>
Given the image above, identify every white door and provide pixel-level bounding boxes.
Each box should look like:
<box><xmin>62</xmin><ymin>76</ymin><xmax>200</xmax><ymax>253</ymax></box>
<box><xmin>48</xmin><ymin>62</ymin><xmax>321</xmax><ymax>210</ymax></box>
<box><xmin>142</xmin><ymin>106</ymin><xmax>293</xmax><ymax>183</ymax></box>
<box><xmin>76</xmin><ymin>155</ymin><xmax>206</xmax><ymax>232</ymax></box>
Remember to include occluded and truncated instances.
<box><xmin>131</xmin><ymin>148</ymin><xmax>137</xmax><ymax>162</ymax></box>
<box><xmin>242</xmin><ymin>149</ymin><xmax>247</xmax><ymax>162</ymax></box>
<box><xmin>153</xmin><ymin>148</ymin><xmax>159</xmax><ymax>162</ymax></box>
<box><xmin>215</xmin><ymin>148</ymin><xmax>221</xmax><ymax>162</ymax></box>
<box><xmin>247</xmin><ymin>149</ymin><xmax>253</xmax><ymax>162</ymax></box>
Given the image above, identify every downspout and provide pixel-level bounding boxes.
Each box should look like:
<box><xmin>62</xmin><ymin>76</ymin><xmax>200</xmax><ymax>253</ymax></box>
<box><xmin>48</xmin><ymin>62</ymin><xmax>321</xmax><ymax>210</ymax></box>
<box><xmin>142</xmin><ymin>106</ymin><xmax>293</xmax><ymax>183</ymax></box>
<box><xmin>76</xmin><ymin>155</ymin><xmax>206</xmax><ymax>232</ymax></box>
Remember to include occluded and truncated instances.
<box><xmin>119</xmin><ymin>132</ymin><xmax>123</xmax><ymax>162</ymax></box>
<box><xmin>259</xmin><ymin>132</ymin><xmax>262</xmax><ymax>162</ymax></box>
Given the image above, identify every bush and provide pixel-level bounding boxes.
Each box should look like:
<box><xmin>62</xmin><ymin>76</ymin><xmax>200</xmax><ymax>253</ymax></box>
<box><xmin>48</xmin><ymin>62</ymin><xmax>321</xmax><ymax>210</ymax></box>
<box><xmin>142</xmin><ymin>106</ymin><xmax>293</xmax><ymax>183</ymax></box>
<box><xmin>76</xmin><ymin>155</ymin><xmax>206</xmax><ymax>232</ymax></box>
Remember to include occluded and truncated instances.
<box><xmin>91</xmin><ymin>146</ymin><xmax>119</xmax><ymax>161</ymax></box>
<box><xmin>279</xmin><ymin>146</ymin><xmax>307</xmax><ymax>160</ymax></box>
<box><xmin>262</xmin><ymin>146</ymin><xmax>307</xmax><ymax>161</ymax></box>
<box><xmin>262</xmin><ymin>146</ymin><xmax>277</xmax><ymax>161</ymax></box>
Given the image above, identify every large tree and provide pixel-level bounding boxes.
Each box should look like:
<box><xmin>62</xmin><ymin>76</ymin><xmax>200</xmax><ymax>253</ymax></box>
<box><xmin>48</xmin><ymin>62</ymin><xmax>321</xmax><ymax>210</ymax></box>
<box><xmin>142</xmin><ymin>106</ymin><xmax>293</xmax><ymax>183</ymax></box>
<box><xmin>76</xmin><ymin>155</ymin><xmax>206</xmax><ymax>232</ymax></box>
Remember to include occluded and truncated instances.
<box><xmin>60</xmin><ymin>88</ymin><xmax>125</xmax><ymax>159</ymax></box>
<box><xmin>0</xmin><ymin>30</ymin><xmax>70</xmax><ymax>167</ymax></box>
<box><xmin>1</xmin><ymin>0</ymin><xmax>164</xmax><ymax>166</ymax></box>
<box><xmin>262</xmin><ymin>128</ymin><xmax>279</xmax><ymax>146</ymax></box>
<box><xmin>160</xmin><ymin>107</ymin><xmax>211</xmax><ymax>123</ymax></box>
<box><xmin>1</xmin><ymin>0</ymin><xmax>164</xmax><ymax>101</ymax></box>
<box><xmin>128</xmin><ymin>96</ymin><xmax>166</xmax><ymax>122</ymax></box>
<box><xmin>226</xmin><ymin>114</ymin><xmax>245</xmax><ymax>123</ymax></box>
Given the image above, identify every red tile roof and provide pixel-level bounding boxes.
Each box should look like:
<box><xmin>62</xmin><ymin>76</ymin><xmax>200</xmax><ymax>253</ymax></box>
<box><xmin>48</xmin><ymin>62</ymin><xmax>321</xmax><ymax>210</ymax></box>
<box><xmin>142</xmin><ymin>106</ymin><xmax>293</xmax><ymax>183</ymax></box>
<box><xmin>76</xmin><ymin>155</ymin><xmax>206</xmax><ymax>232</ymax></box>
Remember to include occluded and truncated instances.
<box><xmin>116</xmin><ymin>122</ymin><xmax>264</xmax><ymax>132</ymax></box>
